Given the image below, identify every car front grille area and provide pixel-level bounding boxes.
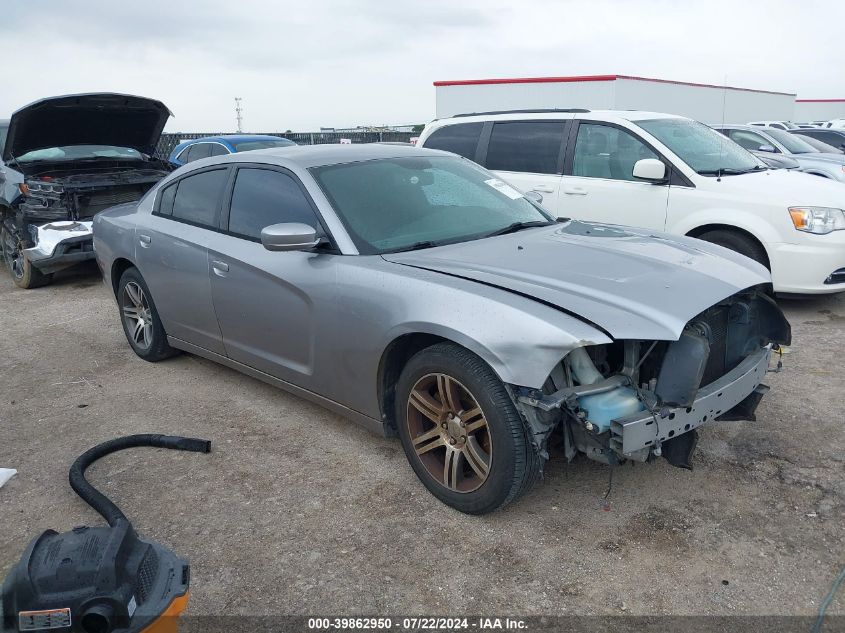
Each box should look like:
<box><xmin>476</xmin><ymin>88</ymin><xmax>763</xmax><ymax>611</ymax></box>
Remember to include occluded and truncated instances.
<box><xmin>697</xmin><ymin>305</ymin><xmax>730</xmax><ymax>386</ymax></box>
<box><xmin>77</xmin><ymin>185</ymin><xmax>148</xmax><ymax>217</ymax></box>
<box><xmin>20</xmin><ymin>184</ymin><xmax>150</xmax><ymax>221</ymax></box>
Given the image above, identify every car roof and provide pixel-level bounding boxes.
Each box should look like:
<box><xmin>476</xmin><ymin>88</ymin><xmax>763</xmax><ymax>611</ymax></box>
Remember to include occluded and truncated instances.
<box><xmin>220</xmin><ymin>142</ymin><xmax>453</xmax><ymax>168</ymax></box>
<box><xmin>712</xmin><ymin>124</ymin><xmax>765</xmax><ymax>131</ymax></box>
<box><xmin>189</xmin><ymin>134</ymin><xmax>290</xmax><ymax>143</ymax></box>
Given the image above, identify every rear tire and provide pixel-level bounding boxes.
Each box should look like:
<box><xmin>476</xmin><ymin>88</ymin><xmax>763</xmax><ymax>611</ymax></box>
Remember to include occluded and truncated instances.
<box><xmin>395</xmin><ymin>342</ymin><xmax>540</xmax><ymax>514</ymax></box>
<box><xmin>1</xmin><ymin>226</ymin><xmax>53</xmax><ymax>289</ymax></box>
<box><xmin>117</xmin><ymin>267</ymin><xmax>178</xmax><ymax>362</ymax></box>
<box><xmin>697</xmin><ymin>229</ymin><xmax>769</xmax><ymax>269</ymax></box>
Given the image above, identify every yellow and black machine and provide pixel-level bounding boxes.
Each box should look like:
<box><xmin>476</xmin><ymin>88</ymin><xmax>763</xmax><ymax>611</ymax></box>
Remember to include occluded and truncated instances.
<box><xmin>1</xmin><ymin>435</ymin><xmax>210</xmax><ymax>633</ymax></box>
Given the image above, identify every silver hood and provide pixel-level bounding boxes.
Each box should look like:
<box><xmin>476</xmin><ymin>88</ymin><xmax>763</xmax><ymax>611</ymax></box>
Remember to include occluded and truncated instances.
<box><xmin>383</xmin><ymin>221</ymin><xmax>771</xmax><ymax>341</ymax></box>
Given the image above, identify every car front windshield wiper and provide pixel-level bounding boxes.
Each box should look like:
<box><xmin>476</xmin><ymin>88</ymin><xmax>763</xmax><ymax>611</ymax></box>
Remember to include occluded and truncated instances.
<box><xmin>698</xmin><ymin>165</ymin><xmax>767</xmax><ymax>176</ymax></box>
<box><xmin>482</xmin><ymin>220</ymin><xmax>555</xmax><ymax>238</ymax></box>
<box><xmin>385</xmin><ymin>240</ymin><xmax>441</xmax><ymax>254</ymax></box>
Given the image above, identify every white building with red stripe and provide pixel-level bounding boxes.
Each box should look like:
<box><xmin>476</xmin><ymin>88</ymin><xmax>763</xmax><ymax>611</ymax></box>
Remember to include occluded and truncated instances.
<box><xmin>433</xmin><ymin>74</ymin><xmax>842</xmax><ymax>123</ymax></box>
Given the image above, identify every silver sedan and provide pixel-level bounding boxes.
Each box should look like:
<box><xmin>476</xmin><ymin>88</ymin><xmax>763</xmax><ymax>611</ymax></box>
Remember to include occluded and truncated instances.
<box><xmin>93</xmin><ymin>144</ymin><xmax>790</xmax><ymax>514</ymax></box>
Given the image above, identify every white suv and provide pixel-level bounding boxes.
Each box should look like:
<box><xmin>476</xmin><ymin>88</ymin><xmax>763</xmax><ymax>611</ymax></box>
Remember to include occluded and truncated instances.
<box><xmin>418</xmin><ymin>109</ymin><xmax>845</xmax><ymax>294</ymax></box>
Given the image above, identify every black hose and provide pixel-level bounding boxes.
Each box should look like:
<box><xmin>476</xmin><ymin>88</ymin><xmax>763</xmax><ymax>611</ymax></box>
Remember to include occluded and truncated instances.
<box><xmin>68</xmin><ymin>434</ymin><xmax>211</xmax><ymax>527</ymax></box>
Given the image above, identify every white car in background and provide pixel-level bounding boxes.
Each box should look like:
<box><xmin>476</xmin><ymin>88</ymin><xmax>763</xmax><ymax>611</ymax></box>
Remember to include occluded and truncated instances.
<box><xmin>419</xmin><ymin>109</ymin><xmax>845</xmax><ymax>294</ymax></box>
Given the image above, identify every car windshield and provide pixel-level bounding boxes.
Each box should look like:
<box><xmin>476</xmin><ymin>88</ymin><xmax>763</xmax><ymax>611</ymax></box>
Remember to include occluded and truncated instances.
<box><xmin>232</xmin><ymin>139</ymin><xmax>296</xmax><ymax>152</ymax></box>
<box><xmin>636</xmin><ymin>118</ymin><xmax>763</xmax><ymax>175</ymax></box>
<box><xmin>15</xmin><ymin>145</ymin><xmax>144</xmax><ymax>162</ymax></box>
<box><xmin>311</xmin><ymin>156</ymin><xmax>553</xmax><ymax>254</ymax></box>
<box><xmin>764</xmin><ymin>128</ymin><xmax>818</xmax><ymax>154</ymax></box>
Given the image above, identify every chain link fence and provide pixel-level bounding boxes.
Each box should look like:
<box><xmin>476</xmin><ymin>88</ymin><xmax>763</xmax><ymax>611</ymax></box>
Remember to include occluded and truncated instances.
<box><xmin>156</xmin><ymin>131</ymin><xmax>416</xmax><ymax>159</ymax></box>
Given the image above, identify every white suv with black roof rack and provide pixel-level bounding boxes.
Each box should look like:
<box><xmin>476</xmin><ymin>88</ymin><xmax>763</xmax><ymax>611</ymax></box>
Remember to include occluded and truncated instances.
<box><xmin>418</xmin><ymin>109</ymin><xmax>845</xmax><ymax>294</ymax></box>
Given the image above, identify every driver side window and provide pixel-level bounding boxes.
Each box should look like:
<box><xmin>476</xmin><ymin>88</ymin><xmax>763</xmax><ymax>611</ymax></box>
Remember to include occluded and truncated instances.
<box><xmin>728</xmin><ymin>130</ymin><xmax>774</xmax><ymax>152</ymax></box>
<box><xmin>572</xmin><ymin>124</ymin><xmax>659</xmax><ymax>182</ymax></box>
<box><xmin>227</xmin><ymin>168</ymin><xmax>322</xmax><ymax>241</ymax></box>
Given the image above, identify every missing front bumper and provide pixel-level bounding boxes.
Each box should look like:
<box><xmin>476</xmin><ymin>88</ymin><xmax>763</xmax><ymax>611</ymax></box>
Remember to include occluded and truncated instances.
<box><xmin>609</xmin><ymin>346</ymin><xmax>772</xmax><ymax>457</ymax></box>
<box><xmin>23</xmin><ymin>220</ymin><xmax>94</xmax><ymax>274</ymax></box>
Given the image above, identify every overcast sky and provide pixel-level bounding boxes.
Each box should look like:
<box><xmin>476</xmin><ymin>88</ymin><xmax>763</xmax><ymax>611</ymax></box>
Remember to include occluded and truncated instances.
<box><xmin>2</xmin><ymin>0</ymin><xmax>842</xmax><ymax>132</ymax></box>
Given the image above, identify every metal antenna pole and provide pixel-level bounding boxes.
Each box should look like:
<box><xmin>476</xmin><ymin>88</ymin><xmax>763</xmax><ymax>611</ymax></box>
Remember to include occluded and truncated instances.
<box><xmin>235</xmin><ymin>97</ymin><xmax>243</xmax><ymax>133</ymax></box>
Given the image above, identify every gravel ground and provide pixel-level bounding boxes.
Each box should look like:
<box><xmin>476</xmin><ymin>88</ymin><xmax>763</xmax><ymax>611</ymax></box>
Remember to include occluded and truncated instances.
<box><xmin>1</xmin><ymin>261</ymin><xmax>843</xmax><ymax>618</ymax></box>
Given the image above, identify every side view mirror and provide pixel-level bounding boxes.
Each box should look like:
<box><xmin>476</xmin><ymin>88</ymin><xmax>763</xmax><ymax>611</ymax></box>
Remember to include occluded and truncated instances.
<box><xmin>757</xmin><ymin>144</ymin><xmax>777</xmax><ymax>153</ymax></box>
<box><xmin>261</xmin><ymin>222</ymin><xmax>322</xmax><ymax>252</ymax></box>
<box><xmin>632</xmin><ymin>158</ymin><xmax>667</xmax><ymax>182</ymax></box>
<box><xmin>524</xmin><ymin>190</ymin><xmax>543</xmax><ymax>204</ymax></box>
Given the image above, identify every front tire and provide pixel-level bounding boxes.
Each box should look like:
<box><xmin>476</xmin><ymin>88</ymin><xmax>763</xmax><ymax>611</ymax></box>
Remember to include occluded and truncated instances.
<box><xmin>1</xmin><ymin>226</ymin><xmax>53</xmax><ymax>289</ymax></box>
<box><xmin>117</xmin><ymin>267</ymin><xmax>178</xmax><ymax>362</ymax></box>
<box><xmin>395</xmin><ymin>343</ymin><xmax>540</xmax><ymax>514</ymax></box>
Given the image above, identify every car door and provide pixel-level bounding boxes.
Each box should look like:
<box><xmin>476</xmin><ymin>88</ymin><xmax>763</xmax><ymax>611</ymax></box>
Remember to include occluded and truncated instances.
<box><xmin>205</xmin><ymin>165</ymin><xmax>337</xmax><ymax>390</ymax></box>
<box><xmin>558</xmin><ymin>121</ymin><xmax>670</xmax><ymax>229</ymax></box>
<box><xmin>135</xmin><ymin>166</ymin><xmax>229</xmax><ymax>355</ymax></box>
<box><xmin>481</xmin><ymin>120</ymin><xmax>569</xmax><ymax>215</ymax></box>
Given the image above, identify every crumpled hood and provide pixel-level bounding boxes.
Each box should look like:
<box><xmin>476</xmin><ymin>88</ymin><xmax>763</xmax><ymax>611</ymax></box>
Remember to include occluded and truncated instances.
<box><xmin>383</xmin><ymin>221</ymin><xmax>772</xmax><ymax>341</ymax></box>
<box><xmin>3</xmin><ymin>93</ymin><xmax>171</xmax><ymax>161</ymax></box>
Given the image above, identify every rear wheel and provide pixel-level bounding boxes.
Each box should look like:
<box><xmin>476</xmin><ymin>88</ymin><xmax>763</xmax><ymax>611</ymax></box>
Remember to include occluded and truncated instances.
<box><xmin>395</xmin><ymin>343</ymin><xmax>540</xmax><ymax>514</ymax></box>
<box><xmin>117</xmin><ymin>267</ymin><xmax>178</xmax><ymax>362</ymax></box>
<box><xmin>1</xmin><ymin>226</ymin><xmax>53</xmax><ymax>289</ymax></box>
<box><xmin>697</xmin><ymin>229</ymin><xmax>769</xmax><ymax>269</ymax></box>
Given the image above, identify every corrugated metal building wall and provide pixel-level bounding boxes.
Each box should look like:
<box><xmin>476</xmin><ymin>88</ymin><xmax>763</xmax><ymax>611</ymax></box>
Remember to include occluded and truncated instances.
<box><xmin>794</xmin><ymin>100</ymin><xmax>845</xmax><ymax>122</ymax></box>
<box><xmin>434</xmin><ymin>75</ymin><xmax>797</xmax><ymax>123</ymax></box>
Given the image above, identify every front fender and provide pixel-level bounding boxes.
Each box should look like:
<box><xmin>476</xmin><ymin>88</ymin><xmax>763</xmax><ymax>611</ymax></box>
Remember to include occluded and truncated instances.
<box><xmin>369</xmin><ymin>265</ymin><xmax>612</xmax><ymax>389</ymax></box>
<box><xmin>670</xmin><ymin>207</ymin><xmax>783</xmax><ymax>248</ymax></box>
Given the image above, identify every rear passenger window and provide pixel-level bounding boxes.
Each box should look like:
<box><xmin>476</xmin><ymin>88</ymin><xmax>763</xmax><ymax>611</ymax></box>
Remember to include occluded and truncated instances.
<box><xmin>422</xmin><ymin>123</ymin><xmax>482</xmax><ymax>160</ymax></box>
<box><xmin>157</xmin><ymin>182</ymin><xmax>177</xmax><ymax>216</ymax></box>
<box><xmin>185</xmin><ymin>143</ymin><xmax>212</xmax><ymax>163</ymax></box>
<box><xmin>228</xmin><ymin>168</ymin><xmax>321</xmax><ymax>240</ymax></box>
<box><xmin>209</xmin><ymin>144</ymin><xmax>229</xmax><ymax>157</ymax></box>
<box><xmin>485</xmin><ymin>121</ymin><xmax>565</xmax><ymax>174</ymax></box>
<box><xmin>171</xmin><ymin>169</ymin><xmax>228</xmax><ymax>227</ymax></box>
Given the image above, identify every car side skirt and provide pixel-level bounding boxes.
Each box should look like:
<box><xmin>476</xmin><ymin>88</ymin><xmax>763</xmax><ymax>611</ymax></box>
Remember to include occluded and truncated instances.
<box><xmin>168</xmin><ymin>337</ymin><xmax>388</xmax><ymax>437</ymax></box>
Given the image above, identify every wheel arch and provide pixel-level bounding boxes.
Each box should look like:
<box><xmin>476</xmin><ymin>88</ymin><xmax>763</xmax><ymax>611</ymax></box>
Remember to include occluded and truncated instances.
<box><xmin>110</xmin><ymin>257</ymin><xmax>136</xmax><ymax>297</ymax></box>
<box><xmin>685</xmin><ymin>223</ymin><xmax>771</xmax><ymax>269</ymax></box>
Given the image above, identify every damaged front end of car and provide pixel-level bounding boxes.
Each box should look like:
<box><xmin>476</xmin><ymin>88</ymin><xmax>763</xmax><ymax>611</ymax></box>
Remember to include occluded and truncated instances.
<box><xmin>0</xmin><ymin>93</ymin><xmax>173</xmax><ymax>283</ymax></box>
<box><xmin>9</xmin><ymin>168</ymin><xmax>170</xmax><ymax>274</ymax></box>
<box><xmin>514</xmin><ymin>285</ymin><xmax>791</xmax><ymax>469</ymax></box>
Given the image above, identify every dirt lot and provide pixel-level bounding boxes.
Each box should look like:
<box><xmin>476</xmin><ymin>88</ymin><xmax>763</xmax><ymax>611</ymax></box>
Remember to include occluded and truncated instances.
<box><xmin>1</xmin><ymin>262</ymin><xmax>843</xmax><ymax>618</ymax></box>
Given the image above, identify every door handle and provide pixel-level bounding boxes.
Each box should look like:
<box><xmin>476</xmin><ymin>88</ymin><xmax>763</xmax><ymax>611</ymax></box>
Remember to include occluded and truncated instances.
<box><xmin>138</xmin><ymin>234</ymin><xmax>152</xmax><ymax>248</ymax></box>
<box><xmin>531</xmin><ymin>185</ymin><xmax>555</xmax><ymax>193</ymax></box>
<box><xmin>211</xmin><ymin>260</ymin><xmax>229</xmax><ymax>276</ymax></box>
<box><xmin>562</xmin><ymin>187</ymin><xmax>588</xmax><ymax>196</ymax></box>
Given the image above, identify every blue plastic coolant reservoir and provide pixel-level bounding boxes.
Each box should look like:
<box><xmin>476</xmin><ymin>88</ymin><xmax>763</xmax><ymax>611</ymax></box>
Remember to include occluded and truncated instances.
<box><xmin>576</xmin><ymin>387</ymin><xmax>646</xmax><ymax>434</ymax></box>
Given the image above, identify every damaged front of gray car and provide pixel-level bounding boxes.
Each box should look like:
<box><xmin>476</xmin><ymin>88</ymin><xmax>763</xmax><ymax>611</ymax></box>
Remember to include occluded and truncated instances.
<box><xmin>386</xmin><ymin>220</ymin><xmax>791</xmax><ymax>477</ymax></box>
<box><xmin>0</xmin><ymin>93</ymin><xmax>173</xmax><ymax>288</ymax></box>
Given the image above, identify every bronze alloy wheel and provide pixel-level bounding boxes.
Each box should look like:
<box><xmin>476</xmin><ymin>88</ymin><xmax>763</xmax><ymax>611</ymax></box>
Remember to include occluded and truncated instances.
<box><xmin>406</xmin><ymin>373</ymin><xmax>492</xmax><ymax>493</ymax></box>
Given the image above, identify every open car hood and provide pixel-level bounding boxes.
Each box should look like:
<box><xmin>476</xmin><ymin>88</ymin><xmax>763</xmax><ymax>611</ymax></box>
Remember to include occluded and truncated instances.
<box><xmin>382</xmin><ymin>221</ymin><xmax>772</xmax><ymax>341</ymax></box>
<box><xmin>3</xmin><ymin>93</ymin><xmax>171</xmax><ymax>161</ymax></box>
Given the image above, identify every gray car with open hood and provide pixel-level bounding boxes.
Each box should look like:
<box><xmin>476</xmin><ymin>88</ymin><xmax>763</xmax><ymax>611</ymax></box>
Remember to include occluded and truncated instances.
<box><xmin>1</xmin><ymin>93</ymin><xmax>173</xmax><ymax>288</ymax></box>
<box><xmin>93</xmin><ymin>144</ymin><xmax>790</xmax><ymax>514</ymax></box>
